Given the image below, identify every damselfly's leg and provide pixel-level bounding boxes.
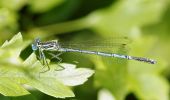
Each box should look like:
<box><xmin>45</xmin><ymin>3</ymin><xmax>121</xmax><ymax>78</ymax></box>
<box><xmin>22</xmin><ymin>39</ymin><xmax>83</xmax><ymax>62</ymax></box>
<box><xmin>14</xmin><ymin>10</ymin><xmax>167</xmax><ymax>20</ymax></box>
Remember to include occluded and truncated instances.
<box><xmin>38</xmin><ymin>49</ymin><xmax>46</xmax><ymax>66</ymax></box>
<box><xmin>37</xmin><ymin>49</ymin><xmax>50</xmax><ymax>78</ymax></box>
<box><xmin>48</xmin><ymin>52</ymin><xmax>65</xmax><ymax>71</ymax></box>
<box><xmin>39</xmin><ymin>49</ymin><xmax>50</xmax><ymax>73</ymax></box>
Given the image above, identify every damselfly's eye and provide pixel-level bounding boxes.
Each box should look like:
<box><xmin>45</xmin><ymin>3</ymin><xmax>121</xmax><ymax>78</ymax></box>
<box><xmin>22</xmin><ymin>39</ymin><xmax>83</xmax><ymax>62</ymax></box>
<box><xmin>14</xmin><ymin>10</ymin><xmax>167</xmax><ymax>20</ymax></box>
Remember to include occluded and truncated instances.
<box><xmin>32</xmin><ymin>38</ymin><xmax>41</xmax><ymax>51</ymax></box>
<box><xmin>32</xmin><ymin>43</ymin><xmax>38</xmax><ymax>51</ymax></box>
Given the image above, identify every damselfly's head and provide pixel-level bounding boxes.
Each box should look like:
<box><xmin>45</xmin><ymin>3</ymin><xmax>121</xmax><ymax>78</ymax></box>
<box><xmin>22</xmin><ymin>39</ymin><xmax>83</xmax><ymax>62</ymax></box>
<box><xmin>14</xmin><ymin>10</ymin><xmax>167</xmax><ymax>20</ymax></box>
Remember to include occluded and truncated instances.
<box><xmin>32</xmin><ymin>38</ymin><xmax>41</xmax><ymax>51</ymax></box>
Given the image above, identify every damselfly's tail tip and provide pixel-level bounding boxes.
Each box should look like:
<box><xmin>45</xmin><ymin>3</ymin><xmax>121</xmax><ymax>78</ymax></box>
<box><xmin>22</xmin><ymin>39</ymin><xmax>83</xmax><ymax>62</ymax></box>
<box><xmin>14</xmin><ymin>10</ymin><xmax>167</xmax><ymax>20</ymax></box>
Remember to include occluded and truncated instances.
<box><xmin>139</xmin><ymin>58</ymin><xmax>157</xmax><ymax>64</ymax></box>
<box><xmin>140</xmin><ymin>58</ymin><xmax>157</xmax><ymax>64</ymax></box>
<box><xmin>131</xmin><ymin>56</ymin><xmax>156</xmax><ymax>64</ymax></box>
<box><xmin>149</xmin><ymin>59</ymin><xmax>156</xmax><ymax>64</ymax></box>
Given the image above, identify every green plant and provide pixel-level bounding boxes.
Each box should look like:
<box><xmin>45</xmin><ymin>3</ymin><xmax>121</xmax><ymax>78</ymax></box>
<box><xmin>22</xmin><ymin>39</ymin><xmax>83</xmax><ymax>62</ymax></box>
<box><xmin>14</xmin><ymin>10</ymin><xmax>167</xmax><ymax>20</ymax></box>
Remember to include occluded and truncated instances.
<box><xmin>0</xmin><ymin>32</ymin><xmax>94</xmax><ymax>98</ymax></box>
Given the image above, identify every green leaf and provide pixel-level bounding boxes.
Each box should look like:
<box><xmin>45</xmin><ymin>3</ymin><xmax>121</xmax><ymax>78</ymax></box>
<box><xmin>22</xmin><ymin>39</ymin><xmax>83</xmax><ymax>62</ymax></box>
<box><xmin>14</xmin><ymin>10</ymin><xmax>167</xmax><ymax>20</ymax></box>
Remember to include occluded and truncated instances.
<box><xmin>127</xmin><ymin>36</ymin><xmax>169</xmax><ymax>100</ymax></box>
<box><xmin>23</xmin><ymin>53</ymin><xmax>94</xmax><ymax>98</ymax></box>
<box><xmin>0</xmin><ymin>8</ymin><xmax>18</xmax><ymax>43</ymax></box>
<box><xmin>94</xmin><ymin>51</ymin><xmax>128</xmax><ymax>100</ymax></box>
<box><xmin>98</xmin><ymin>89</ymin><xmax>115</xmax><ymax>100</ymax></box>
<box><xmin>25</xmin><ymin>78</ymin><xmax>74</xmax><ymax>98</ymax></box>
<box><xmin>22</xmin><ymin>54</ymin><xmax>75</xmax><ymax>98</ymax></box>
<box><xmin>0</xmin><ymin>78</ymin><xmax>30</xmax><ymax>96</ymax></box>
<box><xmin>0</xmin><ymin>0</ymin><xmax>27</xmax><ymax>11</ymax></box>
<box><xmin>44</xmin><ymin>63</ymin><xmax>95</xmax><ymax>86</ymax></box>
<box><xmin>1</xmin><ymin>32</ymin><xmax>29</xmax><ymax>50</ymax></box>
<box><xmin>0</xmin><ymin>8</ymin><xmax>18</xmax><ymax>29</ymax></box>
<box><xmin>0</xmin><ymin>32</ymin><xmax>94</xmax><ymax>98</ymax></box>
<box><xmin>29</xmin><ymin>0</ymin><xmax>65</xmax><ymax>13</ymax></box>
<box><xmin>128</xmin><ymin>74</ymin><xmax>169</xmax><ymax>100</ymax></box>
<box><xmin>86</xmin><ymin>0</ymin><xmax>168</xmax><ymax>37</ymax></box>
<box><xmin>0</xmin><ymin>32</ymin><xmax>30</xmax><ymax>65</ymax></box>
<box><xmin>0</xmin><ymin>32</ymin><xmax>30</xmax><ymax>96</ymax></box>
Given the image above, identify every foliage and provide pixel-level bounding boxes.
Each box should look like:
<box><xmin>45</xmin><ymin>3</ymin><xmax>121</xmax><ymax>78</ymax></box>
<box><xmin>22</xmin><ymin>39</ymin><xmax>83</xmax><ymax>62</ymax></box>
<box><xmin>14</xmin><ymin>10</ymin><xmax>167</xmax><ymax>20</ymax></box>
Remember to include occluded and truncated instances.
<box><xmin>0</xmin><ymin>33</ymin><xmax>94</xmax><ymax>98</ymax></box>
<box><xmin>0</xmin><ymin>0</ymin><xmax>170</xmax><ymax>100</ymax></box>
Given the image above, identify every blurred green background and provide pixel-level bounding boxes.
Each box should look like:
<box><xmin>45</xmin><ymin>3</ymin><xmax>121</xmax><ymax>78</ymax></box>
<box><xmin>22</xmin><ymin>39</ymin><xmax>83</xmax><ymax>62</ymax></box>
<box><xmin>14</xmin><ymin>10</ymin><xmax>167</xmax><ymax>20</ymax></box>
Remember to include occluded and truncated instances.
<box><xmin>0</xmin><ymin>0</ymin><xmax>170</xmax><ymax>100</ymax></box>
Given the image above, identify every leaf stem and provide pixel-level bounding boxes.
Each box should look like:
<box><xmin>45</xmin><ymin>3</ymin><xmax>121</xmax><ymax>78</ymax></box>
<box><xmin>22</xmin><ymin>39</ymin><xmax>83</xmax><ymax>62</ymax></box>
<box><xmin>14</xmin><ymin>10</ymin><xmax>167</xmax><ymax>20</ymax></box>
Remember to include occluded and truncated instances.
<box><xmin>27</xmin><ymin>16</ymin><xmax>98</xmax><ymax>39</ymax></box>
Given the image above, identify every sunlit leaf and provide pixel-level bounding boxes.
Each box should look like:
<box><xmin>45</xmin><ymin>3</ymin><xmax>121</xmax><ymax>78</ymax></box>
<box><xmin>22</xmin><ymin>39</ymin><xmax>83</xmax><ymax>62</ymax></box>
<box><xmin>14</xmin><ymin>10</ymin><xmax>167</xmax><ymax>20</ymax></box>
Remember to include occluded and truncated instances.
<box><xmin>29</xmin><ymin>0</ymin><xmax>65</xmax><ymax>13</ymax></box>
<box><xmin>94</xmin><ymin>50</ymin><xmax>128</xmax><ymax>100</ymax></box>
<box><xmin>0</xmin><ymin>0</ymin><xmax>27</xmax><ymax>11</ymax></box>
<box><xmin>0</xmin><ymin>32</ymin><xmax>94</xmax><ymax>98</ymax></box>
<box><xmin>86</xmin><ymin>0</ymin><xmax>168</xmax><ymax>37</ymax></box>
<box><xmin>98</xmin><ymin>89</ymin><xmax>115</xmax><ymax>100</ymax></box>
<box><xmin>128</xmin><ymin>74</ymin><xmax>169</xmax><ymax>100</ymax></box>
<box><xmin>48</xmin><ymin>63</ymin><xmax>94</xmax><ymax>86</ymax></box>
<box><xmin>0</xmin><ymin>78</ymin><xmax>30</xmax><ymax>96</ymax></box>
<box><xmin>0</xmin><ymin>8</ymin><xmax>18</xmax><ymax>43</ymax></box>
<box><xmin>128</xmin><ymin>36</ymin><xmax>169</xmax><ymax>100</ymax></box>
<box><xmin>25</xmin><ymin>77</ymin><xmax>74</xmax><ymax>98</ymax></box>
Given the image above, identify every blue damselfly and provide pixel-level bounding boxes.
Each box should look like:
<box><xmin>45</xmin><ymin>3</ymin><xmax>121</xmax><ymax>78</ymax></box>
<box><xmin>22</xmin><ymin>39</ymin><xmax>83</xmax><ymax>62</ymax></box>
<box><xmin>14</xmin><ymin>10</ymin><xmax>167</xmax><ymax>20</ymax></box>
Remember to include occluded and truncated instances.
<box><xmin>32</xmin><ymin>38</ymin><xmax>156</xmax><ymax>72</ymax></box>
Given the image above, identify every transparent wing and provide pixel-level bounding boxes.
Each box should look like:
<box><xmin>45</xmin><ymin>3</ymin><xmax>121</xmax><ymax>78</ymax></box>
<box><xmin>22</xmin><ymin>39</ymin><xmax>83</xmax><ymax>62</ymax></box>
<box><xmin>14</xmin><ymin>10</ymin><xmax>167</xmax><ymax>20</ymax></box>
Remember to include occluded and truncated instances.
<box><xmin>58</xmin><ymin>37</ymin><xmax>130</xmax><ymax>53</ymax></box>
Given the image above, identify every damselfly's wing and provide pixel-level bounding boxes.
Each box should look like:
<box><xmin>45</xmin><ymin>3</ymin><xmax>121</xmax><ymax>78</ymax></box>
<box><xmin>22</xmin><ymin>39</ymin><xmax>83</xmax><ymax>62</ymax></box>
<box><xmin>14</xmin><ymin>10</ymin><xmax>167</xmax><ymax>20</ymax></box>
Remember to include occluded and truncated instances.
<box><xmin>58</xmin><ymin>37</ymin><xmax>130</xmax><ymax>53</ymax></box>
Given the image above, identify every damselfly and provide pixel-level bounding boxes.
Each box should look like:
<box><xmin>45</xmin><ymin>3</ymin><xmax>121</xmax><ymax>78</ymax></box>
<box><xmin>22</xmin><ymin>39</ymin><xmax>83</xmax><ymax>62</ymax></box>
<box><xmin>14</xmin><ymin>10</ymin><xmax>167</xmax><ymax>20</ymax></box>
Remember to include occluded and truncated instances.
<box><xmin>32</xmin><ymin>38</ymin><xmax>156</xmax><ymax>72</ymax></box>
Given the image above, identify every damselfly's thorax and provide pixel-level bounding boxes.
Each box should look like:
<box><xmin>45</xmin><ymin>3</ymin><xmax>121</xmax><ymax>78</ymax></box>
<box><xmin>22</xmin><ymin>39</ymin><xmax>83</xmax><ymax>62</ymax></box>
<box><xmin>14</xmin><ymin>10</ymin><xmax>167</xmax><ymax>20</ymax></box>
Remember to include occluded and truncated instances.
<box><xmin>32</xmin><ymin>38</ymin><xmax>60</xmax><ymax>51</ymax></box>
<box><xmin>39</xmin><ymin>41</ymin><xmax>60</xmax><ymax>51</ymax></box>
